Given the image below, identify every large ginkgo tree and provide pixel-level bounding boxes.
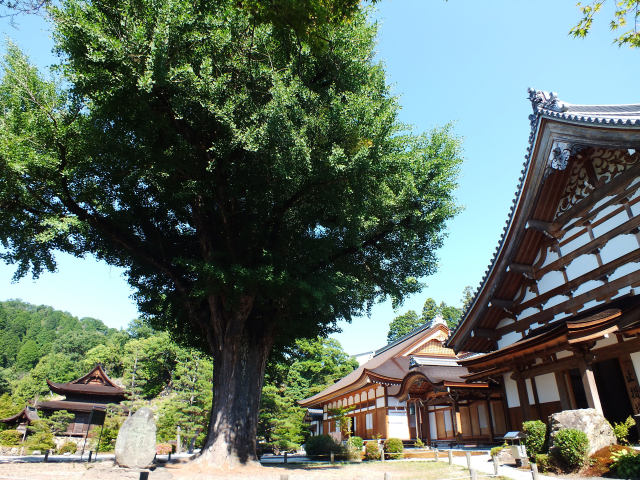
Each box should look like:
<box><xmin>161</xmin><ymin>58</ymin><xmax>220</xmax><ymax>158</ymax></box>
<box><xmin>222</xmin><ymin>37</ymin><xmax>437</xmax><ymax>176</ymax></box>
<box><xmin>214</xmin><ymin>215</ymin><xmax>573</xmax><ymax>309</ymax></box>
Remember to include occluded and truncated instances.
<box><xmin>0</xmin><ymin>0</ymin><xmax>462</xmax><ymax>467</ymax></box>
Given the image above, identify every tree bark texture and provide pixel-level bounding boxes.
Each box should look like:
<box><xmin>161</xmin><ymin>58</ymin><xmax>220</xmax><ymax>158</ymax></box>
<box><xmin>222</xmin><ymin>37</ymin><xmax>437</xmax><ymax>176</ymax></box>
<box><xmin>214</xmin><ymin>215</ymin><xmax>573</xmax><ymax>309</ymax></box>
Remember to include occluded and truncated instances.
<box><xmin>196</xmin><ymin>297</ymin><xmax>273</xmax><ymax>468</ymax></box>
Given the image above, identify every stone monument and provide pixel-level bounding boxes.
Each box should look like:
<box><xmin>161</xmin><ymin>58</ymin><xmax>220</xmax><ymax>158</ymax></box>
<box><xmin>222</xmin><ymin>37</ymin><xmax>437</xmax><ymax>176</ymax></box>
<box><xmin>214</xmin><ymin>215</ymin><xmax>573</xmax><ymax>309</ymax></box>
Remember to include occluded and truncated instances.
<box><xmin>548</xmin><ymin>408</ymin><xmax>616</xmax><ymax>456</ymax></box>
<box><xmin>115</xmin><ymin>407</ymin><xmax>157</xmax><ymax>468</ymax></box>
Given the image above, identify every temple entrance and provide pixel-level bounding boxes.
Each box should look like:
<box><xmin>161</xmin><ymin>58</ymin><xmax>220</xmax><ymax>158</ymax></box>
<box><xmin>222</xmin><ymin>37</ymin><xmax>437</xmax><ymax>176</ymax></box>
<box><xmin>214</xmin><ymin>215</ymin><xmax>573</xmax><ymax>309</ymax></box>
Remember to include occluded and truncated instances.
<box><xmin>568</xmin><ymin>369</ymin><xmax>588</xmax><ymax>409</ymax></box>
<box><xmin>594</xmin><ymin>358</ymin><xmax>636</xmax><ymax>441</ymax></box>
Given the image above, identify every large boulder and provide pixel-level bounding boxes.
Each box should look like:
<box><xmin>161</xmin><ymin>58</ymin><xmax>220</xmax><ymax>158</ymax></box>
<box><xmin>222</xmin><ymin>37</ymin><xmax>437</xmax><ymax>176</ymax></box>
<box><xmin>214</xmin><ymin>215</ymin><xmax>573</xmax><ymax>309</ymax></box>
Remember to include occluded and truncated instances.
<box><xmin>115</xmin><ymin>407</ymin><xmax>157</xmax><ymax>468</ymax></box>
<box><xmin>548</xmin><ymin>408</ymin><xmax>615</xmax><ymax>455</ymax></box>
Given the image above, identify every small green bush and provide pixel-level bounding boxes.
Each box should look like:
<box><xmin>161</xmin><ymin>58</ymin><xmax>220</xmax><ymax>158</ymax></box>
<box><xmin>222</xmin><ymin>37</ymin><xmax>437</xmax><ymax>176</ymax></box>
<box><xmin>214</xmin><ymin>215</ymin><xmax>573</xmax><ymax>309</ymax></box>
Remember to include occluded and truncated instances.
<box><xmin>551</xmin><ymin>428</ymin><xmax>589</xmax><ymax>471</ymax></box>
<box><xmin>0</xmin><ymin>429</ymin><xmax>22</xmax><ymax>446</ymax></box>
<box><xmin>414</xmin><ymin>438</ymin><xmax>425</xmax><ymax>448</ymax></box>
<box><xmin>534</xmin><ymin>453</ymin><xmax>552</xmax><ymax>472</ymax></box>
<box><xmin>610</xmin><ymin>449</ymin><xmax>640</xmax><ymax>478</ymax></box>
<box><xmin>364</xmin><ymin>441</ymin><xmax>381</xmax><ymax>460</ymax></box>
<box><xmin>347</xmin><ymin>436</ymin><xmax>363</xmax><ymax>450</ymax></box>
<box><xmin>58</xmin><ymin>441</ymin><xmax>77</xmax><ymax>454</ymax></box>
<box><xmin>613</xmin><ymin>416</ymin><xmax>636</xmax><ymax>445</ymax></box>
<box><xmin>304</xmin><ymin>434</ymin><xmax>343</xmax><ymax>458</ymax></box>
<box><xmin>523</xmin><ymin>420</ymin><xmax>547</xmax><ymax>460</ymax></box>
<box><xmin>25</xmin><ymin>432</ymin><xmax>55</xmax><ymax>452</ymax></box>
<box><xmin>490</xmin><ymin>442</ymin><xmax>508</xmax><ymax>457</ymax></box>
<box><xmin>383</xmin><ymin>437</ymin><xmax>404</xmax><ymax>459</ymax></box>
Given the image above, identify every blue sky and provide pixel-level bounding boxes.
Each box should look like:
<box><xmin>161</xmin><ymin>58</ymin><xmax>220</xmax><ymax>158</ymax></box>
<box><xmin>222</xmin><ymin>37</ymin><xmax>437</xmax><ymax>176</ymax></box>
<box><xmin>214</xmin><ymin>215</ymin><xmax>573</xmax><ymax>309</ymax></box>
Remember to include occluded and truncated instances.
<box><xmin>1</xmin><ymin>0</ymin><xmax>639</xmax><ymax>355</ymax></box>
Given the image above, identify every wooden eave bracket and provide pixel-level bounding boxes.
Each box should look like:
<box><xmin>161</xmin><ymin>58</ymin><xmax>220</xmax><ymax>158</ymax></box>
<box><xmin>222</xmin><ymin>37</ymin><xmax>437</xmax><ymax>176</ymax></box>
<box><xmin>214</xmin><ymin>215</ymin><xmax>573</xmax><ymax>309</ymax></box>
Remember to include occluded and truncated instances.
<box><xmin>471</xmin><ymin>327</ymin><xmax>497</xmax><ymax>340</ymax></box>
<box><xmin>507</xmin><ymin>262</ymin><xmax>535</xmax><ymax>279</ymax></box>
<box><xmin>526</xmin><ymin>219</ymin><xmax>562</xmax><ymax>239</ymax></box>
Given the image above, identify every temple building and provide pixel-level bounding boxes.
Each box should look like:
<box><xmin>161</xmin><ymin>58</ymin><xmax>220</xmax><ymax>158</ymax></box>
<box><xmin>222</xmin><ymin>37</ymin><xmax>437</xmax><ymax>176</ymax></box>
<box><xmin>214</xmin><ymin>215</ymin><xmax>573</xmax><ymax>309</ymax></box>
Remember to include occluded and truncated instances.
<box><xmin>447</xmin><ymin>90</ymin><xmax>640</xmax><ymax>434</ymax></box>
<box><xmin>36</xmin><ymin>364</ymin><xmax>126</xmax><ymax>436</ymax></box>
<box><xmin>300</xmin><ymin>319</ymin><xmax>507</xmax><ymax>444</ymax></box>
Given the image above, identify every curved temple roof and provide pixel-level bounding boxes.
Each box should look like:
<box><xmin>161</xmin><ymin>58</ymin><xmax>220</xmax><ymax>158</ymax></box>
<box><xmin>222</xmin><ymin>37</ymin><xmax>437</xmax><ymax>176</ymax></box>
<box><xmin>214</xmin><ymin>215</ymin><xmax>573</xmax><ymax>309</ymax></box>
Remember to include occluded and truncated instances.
<box><xmin>447</xmin><ymin>89</ymin><xmax>640</xmax><ymax>352</ymax></box>
<box><xmin>47</xmin><ymin>364</ymin><xmax>125</xmax><ymax>398</ymax></box>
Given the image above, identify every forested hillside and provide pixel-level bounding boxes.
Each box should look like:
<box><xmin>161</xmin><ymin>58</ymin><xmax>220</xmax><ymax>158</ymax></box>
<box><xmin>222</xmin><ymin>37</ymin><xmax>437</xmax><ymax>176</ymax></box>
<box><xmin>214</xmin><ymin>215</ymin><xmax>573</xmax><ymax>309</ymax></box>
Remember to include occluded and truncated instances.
<box><xmin>0</xmin><ymin>300</ymin><xmax>357</xmax><ymax>451</ymax></box>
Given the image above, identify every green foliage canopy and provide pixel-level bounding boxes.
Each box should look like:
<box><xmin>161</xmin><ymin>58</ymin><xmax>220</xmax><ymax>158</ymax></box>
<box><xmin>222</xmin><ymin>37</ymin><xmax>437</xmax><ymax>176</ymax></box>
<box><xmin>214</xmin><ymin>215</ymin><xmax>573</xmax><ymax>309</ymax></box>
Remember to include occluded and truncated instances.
<box><xmin>572</xmin><ymin>1</ymin><xmax>640</xmax><ymax>47</ymax></box>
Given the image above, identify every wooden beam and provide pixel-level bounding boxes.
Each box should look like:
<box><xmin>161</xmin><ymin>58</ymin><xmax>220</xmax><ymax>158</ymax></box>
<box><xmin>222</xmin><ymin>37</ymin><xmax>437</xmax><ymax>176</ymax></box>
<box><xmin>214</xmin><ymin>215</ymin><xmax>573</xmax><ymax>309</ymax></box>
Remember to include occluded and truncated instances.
<box><xmin>508</xmin><ymin>263</ymin><xmax>535</xmax><ymax>278</ymax></box>
<box><xmin>526</xmin><ymin>219</ymin><xmax>561</xmax><ymax>238</ymax></box>
<box><xmin>516</xmin><ymin>376</ymin><xmax>534</xmax><ymax>421</ymax></box>
<box><xmin>496</xmin><ymin>269</ymin><xmax>640</xmax><ymax>337</ymax></box>
<box><xmin>489</xmin><ymin>298</ymin><xmax>514</xmax><ymax>310</ymax></box>
<box><xmin>473</xmin><ymin>328</ymin><xmax>497</xmax><ymax>339</ymax></box>
<box><xmin>514</xmin><ymin>248</ymin><xmax>640</xmax><ymax>315</ymax></box>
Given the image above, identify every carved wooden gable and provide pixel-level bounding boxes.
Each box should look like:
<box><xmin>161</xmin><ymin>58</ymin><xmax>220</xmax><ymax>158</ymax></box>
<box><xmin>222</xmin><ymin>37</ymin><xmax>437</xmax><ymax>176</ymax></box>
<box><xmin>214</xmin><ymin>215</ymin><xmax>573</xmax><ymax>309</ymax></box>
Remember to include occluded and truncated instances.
<box><xmin>495</xmin><ymin>147</ymin><xmax>640</xmax><ymax>346</ymax></box>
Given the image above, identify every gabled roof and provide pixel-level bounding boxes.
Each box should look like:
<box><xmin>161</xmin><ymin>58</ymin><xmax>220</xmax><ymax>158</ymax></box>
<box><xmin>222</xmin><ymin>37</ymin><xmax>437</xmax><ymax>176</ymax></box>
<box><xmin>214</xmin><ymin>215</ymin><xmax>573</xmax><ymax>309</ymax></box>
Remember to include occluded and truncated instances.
<box><xmin>299</xmin><ymin>322</ymin><xmax>465</xmax><ymax>407</ymax></box>
<box><xmin>0</xmin><ymin>406</ymin><xmax>40</xmax><ymax>424</ymax></box>
<box><xmin>47</xmin><ymin>364</ymin><xmax>125</xmax><ymax>397</ymax></box>
<box><xmin>447</xmin><ymin>90</ymin><xmax>640</xmax><ymax>353</ymax></box>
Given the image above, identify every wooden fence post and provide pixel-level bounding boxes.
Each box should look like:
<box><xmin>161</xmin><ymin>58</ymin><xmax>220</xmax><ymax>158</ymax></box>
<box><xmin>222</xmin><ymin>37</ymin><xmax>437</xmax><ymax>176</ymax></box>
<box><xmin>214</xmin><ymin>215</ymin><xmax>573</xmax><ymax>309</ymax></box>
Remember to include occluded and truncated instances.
<box><xmin>469</xmin><ymin>469</ymin><xmax>477</xmax><ymax>480</ymax></box>
<box><xmin>280</xmin><ymin>475</ymin><xmax>289</xmax><ymax>480</ymax></box>
<box><xmin>531</xmin><ymin>462</ymin><xmax>539</xmax><ymax>480</ymax></box>
<box><xmin>466</xmin><ymin>451</ymin><xmax>471</xmax><ymax>469</ymax></box>
<box><xmin>384</xmin><ymin>473</ymin><xmax>391</xmax><ymax>480</ymax></box>
<box><xmin>434</xmin><ymin>448</ymin><xmax>438</xmax><ymax>462</ymax></box>
<box><xmin>380</xmin><ymin>445</ymin><xmax>385</xmax><ymax>462</ymax></box>
<box><xmin>284</xmin><ymin>451</ymin><xmax>288</xmax><ymax>464</ymax></box>
<box><xmin>492</xmin><ymin>455</ymin><xmax>499</xmax><ymax>476</ymax></box>
<box><xmin>448</xmin><ymin>449</ymin><xmax>452</xmax><ymax>465</ymax></box>
<box><xmin>330</xmin><ymin>451</ymin><xmax>334</xmax><ymax>463</ymax></box>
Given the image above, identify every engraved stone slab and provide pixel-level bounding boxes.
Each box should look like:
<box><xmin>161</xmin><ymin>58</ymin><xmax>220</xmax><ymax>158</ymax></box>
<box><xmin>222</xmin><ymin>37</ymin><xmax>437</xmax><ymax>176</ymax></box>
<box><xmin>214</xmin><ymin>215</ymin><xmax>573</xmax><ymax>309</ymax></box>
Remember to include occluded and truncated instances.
<box><xmin>115</xmin><ymin>407</ymin><xmax>156</xmax><ymax>468</ymax></box>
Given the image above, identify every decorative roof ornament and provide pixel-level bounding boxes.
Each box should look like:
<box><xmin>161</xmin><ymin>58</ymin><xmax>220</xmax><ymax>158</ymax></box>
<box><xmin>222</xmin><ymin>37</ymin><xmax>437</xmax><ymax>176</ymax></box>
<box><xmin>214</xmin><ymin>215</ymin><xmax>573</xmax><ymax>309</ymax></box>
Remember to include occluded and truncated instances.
<box><xmin>432</xmin><ymin>315</ymin><xmax>447</xmax><ymax>327</ymax></box>
<box><xmin>545</xmin><ymin>141</ymin><xmax>585</xmax><ymax>178</ymax></box>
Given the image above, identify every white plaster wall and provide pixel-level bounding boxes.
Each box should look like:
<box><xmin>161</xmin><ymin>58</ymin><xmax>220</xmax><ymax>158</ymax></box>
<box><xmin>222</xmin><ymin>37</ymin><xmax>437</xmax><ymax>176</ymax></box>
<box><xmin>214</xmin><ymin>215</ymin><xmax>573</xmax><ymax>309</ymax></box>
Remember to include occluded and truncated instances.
<box><xmin>544</xmin><ymin>295</ymin><xmax>570</xmax><ymax>309</ymax></box>
<box><xmin>594</xmin><ymin>335</ymin><xmax>618</xmax><ymax>349</ymax></box>
<box><xmin>580</xmin><ymin>299</ymin><xmax>603</xmax><ymax>312</ymax></box>
<box><xmin>610</xmin><ymin>262</ymin><xmax>640</xmax><ymax>282</ymax></box>
<box><xmin>592</xmin><ymin>204</ymin><xmax>620</xmax><ymax>224</ymax></box>
<box><xmin>429</xmin><ymin>412</ymin><xmax>437</xmax><ymax>439</ymax></box>
<box><xmin>497</xmin><ymin>318</ymin><xmax>515</xmax><ymax>329</ymax></box>
<box><xmin>522</xmin><ymin>287</ymin><xmax>538</xmax><ymax>303</ymax></box>
<box><xmin>387</xmin><ymin>397</ymin><xmax>405</xmax><ymax>407</ymax></box>
<box><xmin>504</xmin><ymin>374</ymin><xmax>520</xmax><ymax>408</ymax></box>
<box><xmin>535</xmin><ymin>373</ymin><xmax>560</xmax><ymax>404</ymax></box>
<box><xmin>387</xmin><ymin>410</ymin><xmax>410</xmax><ymax>439</ymax></box>
<box><xmin>631</xmin><ymin>201</ymin><xmax>640</xmax><ymax>217</ymax></box>
<box><xmin>563</xmin><ymin>225</ymin><xmax>585</xmax><ymax>241</ymax></box>
<box><xmin>630</xmin><ymin>352</ymin><xmax>640</xmax><ymax>386</ymax></box>
<box><xmin>444</xmin><ymin>410</ymin><xmax>452</xmax><ymax>432</ymax></box>
<box><xmin>556</xmin><ymin>350</ymin><xmax>572</xmax><ymax>359</ymax></box>
<box><xmin>478</xmin><ymin>403</ymin><xmax>488</xmax><ymax>429</ymax></box>
<box><xmin>525</xmin><ymin>379</ymin><xmax>535</xmax><ymax>405</ymax></box>
<box><xmin>600</xmin><ymin>234</ymin><xmax>638</xmax><ymax>264</ymax></box>
<box><xmin>537</xmin><ymin>270</ymin><xmax>566</xmax><ymax>295</ymax></box>
<box><xmin>376</xmin><ymin>397</ymin><xmax>385</xmax><ymax>408</ymax></box>
<box><xmin>566</xmin><ymin>254</ymin><xmax>599</xmax><ymax>280</ymax></box>
<box><xmin>563</xmin><ymin>232</ymin><xmax>590</xmax><ymax>255</ymax></box>
<box><xmin>593</xmin><ymin>210</ymin><xmax>628</xmax><ymax>238</ymax></box>
<box><xmin>497</xmin><ymin>331</ymin><xmax>523</xmax><ymax>349</ymax></box>
<box><xmin>613</xmin><ymin>286</ymin><xmax>633</xmax><ymax>299</ymax></box>
<box><xmin>573</xmin><ymin>279</ymin><xmax>604</xmax><ymax>297</ymax></box>
<box><xmin>541</xmin><ymin>249</ymin><xmax>560</xmax><ymax>268</ymax></box>
<box><xmin>592</xmin><ymin>195</ymin><xmax>617</xmax><ymax>210</ymax></box>
<box><xmin>518</xmin><ymin>307</ymin><xmax>539</xmax><ymax>321</ymax></box>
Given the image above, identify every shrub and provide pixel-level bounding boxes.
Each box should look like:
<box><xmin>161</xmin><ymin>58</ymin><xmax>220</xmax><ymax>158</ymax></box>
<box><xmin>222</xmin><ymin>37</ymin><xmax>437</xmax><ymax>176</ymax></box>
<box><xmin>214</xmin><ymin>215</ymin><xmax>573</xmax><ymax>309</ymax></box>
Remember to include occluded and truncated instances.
<box><xmin>304</xmin><ymin>434</ymin><xmax>343</xmax><ymax>458</ymax></box>
<box><xmin>414</xmin><ymin>438</ymin><xmax>425</xmax><ymax>448</ymax></box>
<box><xmin>58</xmin><ymin>442</ymin><xmax>77</xmax><ymax>454</ymax></box>
<box><xmin>523</xmin><ymin>420</ymin><xmax>547</xmax><ymax>460</ymax></box>
<box><xmin>551</xmin><ymin>428</ymin><xmax>589</xmax><ymax>471</ymax></box>
<box><xmin>610</xmin><ymin>449</ymin><xmax>640</xmax><ymax>478</ymax></box>
<box><xmin>156</xmin><ymin>443</ymin><xmax>172</xmax><ymax>455</ymax></box>
<box><xmin>347</xmin><ymin>436</ymin><xmax>363</xmax><ymax>450</ymax></box>
<box><xmin>364</xmin><ymin>441</ymin><xmax>381</xmax><ymax>460</ymax></box>
<box><xmin>383</xmin><ymin>437</ymin><xmax>404</xmax><ymax>459</ymax></box>
<box><xmin>0</xmin><ymin>429</ymin><xmax>22</xmax><ymax>446</ymax></box>
<box><xmin>25</xmin><ymin>432</ymin><xmax>55</xmax><ymax>452</ymax></box>
<box><xmin>346</xmin><ymin>442</ymin><xmax>362</xmax><ymax>461</ymax></box>
<box><xmin>613</xmin><ymin>416</ymin><xmax>636</xmax><ymax>445</ymax></box>
<box><xmin>490</xmin><ymin>442</ymin><xmax>508</xmax><ymax>457</ymax></box>
<box><xmin>534</xmin><ymin>453</ymin><xmax>552</xmax><ymax>473</ymax></box>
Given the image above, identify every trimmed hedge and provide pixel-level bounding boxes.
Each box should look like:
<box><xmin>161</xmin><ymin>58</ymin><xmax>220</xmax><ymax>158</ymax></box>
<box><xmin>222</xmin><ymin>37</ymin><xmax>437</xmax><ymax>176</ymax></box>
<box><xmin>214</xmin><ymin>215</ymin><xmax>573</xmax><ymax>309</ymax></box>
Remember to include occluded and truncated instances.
<box><xmin>0</xmin><ymin>429</ymin><xmax>21</xmax><ymax>446</ymax></box>
<box><xmin>304</xmin><ymin>435</ymin><xmax>343</xmax><ymax>458</ymax></box>
<box><xmin>58</xmin><ymin>442</ymin><xmax>77</xmax><ymax>454</ymax></box>
<box><xmin>364</xmin><ymin>441</ymin><xmax>381</xmax><ymax>460</ymax></box>
<box><xmin>383</xmin><ymin>437</ymin><xmax>404</xmax><ymax>459</ymax></box>
<box><xmin>347</xmin><ymin>436</ymin><xmax>363</xmax><ymax>450</ymax></box>
<box><xmin>551</xmin><ymin>428</ymin><xmax>589</xmax><ymax>471</ymax></box>
<box><xmin>523</xmin><ymin>420</ymin><xmax>547</xmax><ymax>460</ymax></box>
<box><xmin>610</xmin><ymin>449</ymin><xmax>640</xmax><ymax>478</ymax></box>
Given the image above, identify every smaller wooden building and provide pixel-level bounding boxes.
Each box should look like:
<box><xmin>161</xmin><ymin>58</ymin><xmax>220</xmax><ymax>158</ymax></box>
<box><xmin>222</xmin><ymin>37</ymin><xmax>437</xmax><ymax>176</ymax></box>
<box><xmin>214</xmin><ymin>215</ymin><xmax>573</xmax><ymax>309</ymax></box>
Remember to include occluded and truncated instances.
<box><xmin>300</xmin><ymin>320</ymin><xmax>508</xmax><ymax>444</ymax></box>
<box><xmin>0</xmin><ymin>406</ymin><xmax>40</xmax><ymax>435</ymax></box>
<box><xmin>35</xmin><ymin>364</ymin><xmax>126</xmax><ymax>436</ymax></box>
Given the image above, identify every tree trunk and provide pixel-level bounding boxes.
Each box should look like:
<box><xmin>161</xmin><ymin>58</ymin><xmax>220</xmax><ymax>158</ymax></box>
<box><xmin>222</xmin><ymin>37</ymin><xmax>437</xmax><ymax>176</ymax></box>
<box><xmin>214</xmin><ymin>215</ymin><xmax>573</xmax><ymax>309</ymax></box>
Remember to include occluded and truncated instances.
<box><xmin>196</xmin><ymin>307</ymin><xmax>273</xmax><ymax>468</ymax></box>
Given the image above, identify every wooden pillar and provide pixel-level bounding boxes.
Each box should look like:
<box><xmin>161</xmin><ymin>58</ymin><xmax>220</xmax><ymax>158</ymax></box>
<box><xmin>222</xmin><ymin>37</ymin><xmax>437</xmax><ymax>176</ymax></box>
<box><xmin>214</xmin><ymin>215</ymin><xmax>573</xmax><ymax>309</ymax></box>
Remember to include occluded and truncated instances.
<box><xmin>450</xmin><ymin>396</ymin><xmax>462</xmax><ymax>442</ymax></box>
<box><xmin>578</xmin><ymin>359</ymin><xmax>603</xmax><ymax>414</ymax></box>
<box><xmin>530</xmin><ymin>377</ymin><xmax>542</xmax><ymax>420</ymax></box>
<box><xmin>499</xmin><ymin>377</ymin><xmax>513</xmax><ymax>431</ymax></box>
<box><xmin>565</xmin><ymin>371</ymin><xmax>578</xmax><ymax>409</ymax></box>
<box><xmin>554</xmin><ymin>370</ymin><xmax>572</xmax><ymax>411</ymax></box>
<box><xmin>516</xmin><ymin>376</ymin><xmax>533</xmax><ymax>421</ymax></box>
